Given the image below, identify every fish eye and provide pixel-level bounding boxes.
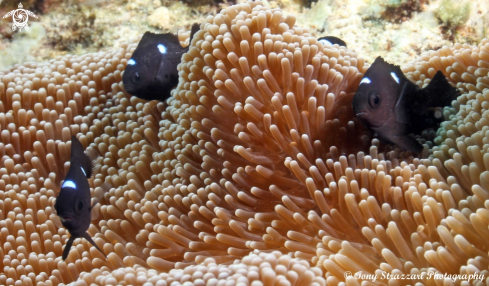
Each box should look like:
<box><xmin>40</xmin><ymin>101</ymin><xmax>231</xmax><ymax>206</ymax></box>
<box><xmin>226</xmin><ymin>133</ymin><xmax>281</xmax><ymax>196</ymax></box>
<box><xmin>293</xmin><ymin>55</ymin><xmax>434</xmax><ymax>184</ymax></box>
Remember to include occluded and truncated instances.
<box><xmin>74</xmin><ymin>198</ymin><xmax>84</xmax><ymax>214</ymax></box>
<box><xmin>132</xmin><ymin>72</ymin><xmax>141</xmax><ymax>84</ymax></box>
<box><xmin>368</xmin><ymin>91</ymin><xmax>381</xmax><ymax>109</ymax></box>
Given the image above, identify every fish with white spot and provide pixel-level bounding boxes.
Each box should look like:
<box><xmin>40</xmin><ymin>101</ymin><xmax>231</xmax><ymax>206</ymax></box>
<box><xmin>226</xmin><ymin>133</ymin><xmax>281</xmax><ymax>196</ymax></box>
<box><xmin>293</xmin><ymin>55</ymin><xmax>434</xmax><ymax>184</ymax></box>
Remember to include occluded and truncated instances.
<box><xmin>122</xmin><ymin>23</ymin><xmax>200</xmax><ymax>101</ymax></box>
<box><xmin>352</xmin><ymin>56</ymin><xmax>459</xmax><ymax>153</ymax></box>
<box><xmin>54</xmin><ymin>135</ymin><xmax>108</xmax><ymax>260</ymax></box>
<box><xmin>318</xmin><ymin>36</ymin><xmax>347</xmax><ymax>48</ymax></box>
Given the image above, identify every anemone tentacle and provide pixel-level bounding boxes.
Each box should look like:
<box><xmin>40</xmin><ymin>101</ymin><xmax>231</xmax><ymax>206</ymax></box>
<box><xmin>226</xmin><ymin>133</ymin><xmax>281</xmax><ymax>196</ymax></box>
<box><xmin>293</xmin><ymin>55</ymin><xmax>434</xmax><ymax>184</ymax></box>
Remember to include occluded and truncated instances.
<box><xmin>0</xmin><ymin>2</ymin><xmax>489</xmax><ymax>285</ymax></box>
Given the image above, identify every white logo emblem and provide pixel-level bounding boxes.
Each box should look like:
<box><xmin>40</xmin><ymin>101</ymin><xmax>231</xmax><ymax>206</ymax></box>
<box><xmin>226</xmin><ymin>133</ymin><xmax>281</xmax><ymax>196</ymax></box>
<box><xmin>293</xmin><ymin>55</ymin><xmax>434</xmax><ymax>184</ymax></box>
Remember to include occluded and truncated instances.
<box><xmin>2</xmin><ymin>3</ymin><xmax>38</xmax><ymax>32</ymax></box>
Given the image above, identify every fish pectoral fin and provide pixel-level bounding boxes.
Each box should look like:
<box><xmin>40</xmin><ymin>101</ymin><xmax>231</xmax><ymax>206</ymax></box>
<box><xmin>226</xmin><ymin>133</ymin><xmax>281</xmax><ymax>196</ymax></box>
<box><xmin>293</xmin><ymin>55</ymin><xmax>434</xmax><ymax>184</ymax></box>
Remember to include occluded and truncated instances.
<box><xmin>393</xmin><ymin>81</ymin><xmax>412</xmax><ymax>125</ymax></box>
<box><xmin>389</xmin><ymin>135</ymin><xmax>424</xmax><ymax>153</ymax></box>
<box><xmin>83</xmin><ymin>232</ymin><xmax>107</xmax><ymax>259</ymax></box>
<box><xmin>51</xmin><ymin>201</ymin><xmax>64</xmax><ymax>228</ymax></box>
<box><xmin>84</xmin><ymin>147</ymin><xmax>101</xmax><ymax>179</ymax></box>
<box><xmin>62</xmin><ymin>236</ymin><xmax>75</xmax><ymax>260</ymax></box>
<box><xmin>50</xmin><ymin>214</ymin><xmax>63</xmax><ymax>228</ymax></box>
<box><xmin>90</xmin><ymin>204</ymin><xmax>100</xmax><ymax>220</ymax></box>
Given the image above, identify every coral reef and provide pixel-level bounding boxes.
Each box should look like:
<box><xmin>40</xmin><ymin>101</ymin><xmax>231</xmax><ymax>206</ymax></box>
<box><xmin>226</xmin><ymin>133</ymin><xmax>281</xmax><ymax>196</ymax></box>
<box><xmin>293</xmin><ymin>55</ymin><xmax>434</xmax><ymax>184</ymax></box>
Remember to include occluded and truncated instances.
<box><xmin>147</xmin><ymin>2</ymin><xmax>215</xmax><ymax>33</ymax></box>
<box><xmin>1</xmin><ymin>0</ymin><xmax>488</xmax><ymax>71</ymax></box>
<box><xmin>0</xmin><ymin>0</ymin><xmax>38</xmax><ymax>12</ymax></box>
<box><xmin>0</xmin><ymin>1</ymin><xmax>489</xmax><ymax>286</ymax></box>
<box><xmin>382</xmin><ymin>0</ymin><xmax>427</xmax><ymax>23</ymax></box>
<box><xmin>436</xmin><ymin>0</ymin><xmax>471</xmax><ymax>40</ymax></box>
<box><xmin>294</xmin><ymin>0</ymin><xmax>488</xmax><ymax>66</ymax></box>
<box><xmin>436</xmin><ymin>0</ymin><xmax>470</xmax><ymax>29</ymax></box>
<box><xmin>0</xmin><ymin>0</ymin><xmax>225</xmax><ymax>71</ymax></box>
<box><xmin>43</xmin><ymin>4</ymin><xmax>98</xmax><ymax>51</ymax></box>
<box><xmin>0</xmin><ymin>23</ymin><xmax>46</xmax><ymax>71</ymax></box>
<box><xmin>362</xmin><ymin>0</ymin><xmax>428</xmax><ymax>23</ymax></box>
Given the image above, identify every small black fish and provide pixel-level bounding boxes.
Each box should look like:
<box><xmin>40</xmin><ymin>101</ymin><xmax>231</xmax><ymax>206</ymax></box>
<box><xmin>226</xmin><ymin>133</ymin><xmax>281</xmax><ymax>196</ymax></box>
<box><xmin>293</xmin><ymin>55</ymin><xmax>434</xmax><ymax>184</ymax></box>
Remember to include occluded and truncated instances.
<box><xmin>352</xmin><ymin>56</ymin><xmax>459</xmax><ymax>153</ymax></box>
<box><xmin>122</xmin><ymin>23</ymin><xmax>200</xmax><ymax>101</ymax></box>
<box><xmin>54</xmin><ymin>135</ymin><xmax>106</xmax><ymax>260</ymax></box>
<box><xmin>318</xmin><ymin>36</ymin><xmax>347</xmax><ymax>48</ymax></box>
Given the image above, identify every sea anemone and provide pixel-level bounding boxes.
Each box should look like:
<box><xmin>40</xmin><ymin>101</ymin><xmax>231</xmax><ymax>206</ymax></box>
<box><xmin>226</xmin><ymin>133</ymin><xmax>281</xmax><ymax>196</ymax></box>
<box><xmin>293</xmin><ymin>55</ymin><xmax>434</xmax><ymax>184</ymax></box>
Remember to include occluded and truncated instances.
<box><xmin>1</xmin><ymin>1</ymin><xmax>489</xmax><ymax>285</ymax></box>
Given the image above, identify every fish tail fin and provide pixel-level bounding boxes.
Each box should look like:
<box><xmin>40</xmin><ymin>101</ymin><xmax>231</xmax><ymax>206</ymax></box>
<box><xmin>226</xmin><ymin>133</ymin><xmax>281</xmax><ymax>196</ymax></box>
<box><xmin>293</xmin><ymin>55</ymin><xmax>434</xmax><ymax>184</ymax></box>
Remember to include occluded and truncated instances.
<box><xmin>83</xmin><ymin>232</ymin><xmax>107</xmax><ymax>259</ymax></box>
<box><xmin>62</xmin><ymin>236</ymin><xmax>75</xmax><ymax>260</ymax></box>
<box><xmin>424</xmin><ymin>70</ymin><xmax>460</xmax><ymax>106</ymax></box>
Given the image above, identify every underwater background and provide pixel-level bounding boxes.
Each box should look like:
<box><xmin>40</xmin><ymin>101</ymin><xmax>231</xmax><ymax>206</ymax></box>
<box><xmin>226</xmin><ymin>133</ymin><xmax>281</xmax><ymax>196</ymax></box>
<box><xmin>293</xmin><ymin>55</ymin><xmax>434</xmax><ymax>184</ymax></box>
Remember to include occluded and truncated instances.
<box><xmin>1</xmin><ymin>0</ymin><xmax>488</xmax><ymax>71</ymax></box>
<box><xmin>0</xmin><ymin>0</ymin><xmax>489</xmax><ymax>285</ymax></box>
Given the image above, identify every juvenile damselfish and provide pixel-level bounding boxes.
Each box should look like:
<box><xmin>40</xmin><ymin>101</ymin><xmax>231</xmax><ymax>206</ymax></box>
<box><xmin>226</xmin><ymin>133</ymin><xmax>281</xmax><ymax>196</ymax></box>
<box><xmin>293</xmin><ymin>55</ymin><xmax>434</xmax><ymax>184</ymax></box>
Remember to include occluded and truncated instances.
<box><xmin>352</xmin><ymin>56</ymin><xmax>459</xmax><ymax>153</ymax></box>
<box><xmin>318</xmin><ymin>36</ymin><xmax>347</xmax><ymax>48</ymax></box>
<box><xmin>54</xmin><ymin>136</ymin><xmax>106</xmax><ymax>260</ymax></box>
<box><xmin>122</xmin><ymin>23</ymin><xmax>200</xmax><ymax>101</ymax></box>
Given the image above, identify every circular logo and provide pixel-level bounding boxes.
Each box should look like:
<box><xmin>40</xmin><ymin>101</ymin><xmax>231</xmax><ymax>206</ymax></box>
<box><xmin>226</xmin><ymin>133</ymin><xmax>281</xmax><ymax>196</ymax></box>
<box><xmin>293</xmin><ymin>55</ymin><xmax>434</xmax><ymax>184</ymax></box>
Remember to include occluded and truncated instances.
<box><xmin>13</xmin><ymin>9</ymin><xmax>28</xmax><ymax>27</ymax></box>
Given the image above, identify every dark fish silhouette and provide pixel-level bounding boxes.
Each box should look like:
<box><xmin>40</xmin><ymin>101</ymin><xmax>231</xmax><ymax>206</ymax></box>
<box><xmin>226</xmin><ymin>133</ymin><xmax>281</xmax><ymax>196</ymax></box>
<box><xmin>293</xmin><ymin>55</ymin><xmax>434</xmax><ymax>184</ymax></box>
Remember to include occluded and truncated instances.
<box><xmin>122</xmin><ymin>23</ymin><xmax>200</xmax><ymax>101</ymax></box>
<box><xmin>352</xmin><ymin>56</ymin><xmax>459</xmax><ymax>153</ymax></box>
<box><xmin>54</xmin><ymin>135</ymin><xmax>107</xmax><ymax>260</ymax></box>
<box><xmin>318</xmin><ymin>36</ymin><xmax>347</xmax><ymax>48</ymax></box>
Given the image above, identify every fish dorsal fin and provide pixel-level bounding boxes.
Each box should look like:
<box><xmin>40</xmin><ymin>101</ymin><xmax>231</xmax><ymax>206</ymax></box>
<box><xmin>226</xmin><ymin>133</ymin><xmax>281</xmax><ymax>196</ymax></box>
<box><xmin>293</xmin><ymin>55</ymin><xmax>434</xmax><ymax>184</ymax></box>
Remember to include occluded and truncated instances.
<box><xmin>70</xmin><ymin>135</ymin><xmax>85</xmax><ymax>161</ymax></box>
<box><xmin>372</xmin><ymin>56</ymin><xmax>404</xmax><ymax>79</ymax></box>
<box><xmin>62</xmin><ymin>236</ymin><xmax>75</xmax><ymax>260</ymax></box>
<box><xmin>83</xmin><ymin>232</ymin><xmax>107</xmax><ymax>259</ymax></box>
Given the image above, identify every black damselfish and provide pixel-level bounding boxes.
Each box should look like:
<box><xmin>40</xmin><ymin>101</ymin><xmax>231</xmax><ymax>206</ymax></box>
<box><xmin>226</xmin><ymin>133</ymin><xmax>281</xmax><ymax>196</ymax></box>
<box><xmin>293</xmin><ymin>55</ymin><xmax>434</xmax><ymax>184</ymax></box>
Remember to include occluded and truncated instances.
<box><xmin>122</xmin><ymin>23</ymin><xmax>200</xmax><ymax>101</ymax></box>
<box><xmin>318</xmin><ymin>36</ymin><xmax>347</xmax><ymax>48</ymax></box>
<box><xmin>54</xmin><ymin>136</ymin><xmax>106</xmax><ymax>260</ymax></box>
<box><xmin>352</xmin><ymin>56</ymin><xmax>459</xmax><ymax>153</ymax></box>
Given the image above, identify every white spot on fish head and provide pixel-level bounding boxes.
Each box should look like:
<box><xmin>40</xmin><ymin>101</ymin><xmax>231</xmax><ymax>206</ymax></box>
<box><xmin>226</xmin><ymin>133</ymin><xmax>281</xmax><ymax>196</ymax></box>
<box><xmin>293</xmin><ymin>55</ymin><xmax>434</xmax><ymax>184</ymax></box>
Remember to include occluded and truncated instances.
<box><xmin>62</xmin><ymin>180</ymin><xmax>77</xmax><ymax>189</ymax></box>
<box><xmin>319</xmin><ymin>39</ymin><xmax>332</xmax><ymax>46</ymax></box>
<box><xmin>390</xmin><ymin>72</ymin><xmax>400</xmax><ymax>84</ymax></box>
<box><xmin>127</xmin><ymin>59</ymin><xmax>136</xmax><ymax>65</ymax></box>
<box><xmin>360</xmin><ymin>77</ymin><xmax>371</xmax><ymax>85</ymax></box>
<box><xmin>80</xmin><ymin>167</ymin><xmax>86</xmax><ymax>176</ymax></box>
<box><xmin>157</xmin><ymin>44</ymin><xmax>167</xmax><ymax>54</ymax></box>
